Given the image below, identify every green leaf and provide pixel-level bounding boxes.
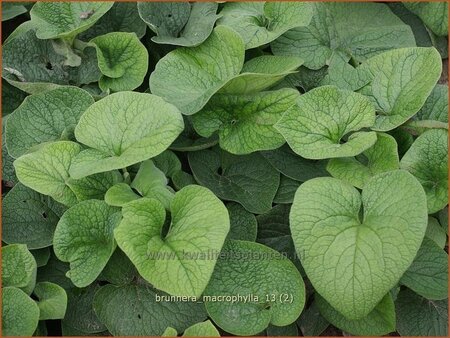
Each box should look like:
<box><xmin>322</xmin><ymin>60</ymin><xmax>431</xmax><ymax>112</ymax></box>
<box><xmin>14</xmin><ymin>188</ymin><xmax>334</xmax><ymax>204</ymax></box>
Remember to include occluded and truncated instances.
<box><xmin>53</xmin><ymin>200</ymin><xmax>121</xmax><ymax>287</ymax></box>
<box><xmin>62</xmin><ymin>284</ymin><xmax>107</xmax><ymax>334</ymax></box>
<box><xmin>395</xmin><ymin>288</ymin><xmax>448</xmax><ymax>336</ymax></box>
<box><xmin>271</xmin><ymin>2</ymin><xmax>415</xmax><ymax>69</ymax></box>
<box><xmin>138</xmin><ymin>2</ymin><xmax>219</xmax><ymax>47</ymax></box>
<box><xmin>290</xmin><ymin>170</ymin><xmax>428</xmax><ymax>319</ymax></box>
<box><xmin>218</xmin><ymin>55</ymin><xmax>304</xmax><ymax>95</ymax></box>
<box><xmin>227</xmin><ymin>202</ymin><xmax>257</xmax><ymax>241</ymax></box>
<box><xmin>172</xmin><ymin>170</ymin><xmax>196</xmax><ymax>191</ymax></box>
<box><xmin>416</xmin><ymin>84</ymin><xmax>448</xmax><ymax>123</ymax></box>
<box><xmin>218</xmin><ymin>2</ymin><xmax>313</xmax><ymax>49</ymax></box>
<box><xmin>105</xmin><ymin>183</ymin><xmax>140</xmax><ymax>207</ymax></box>
<box><xmin>37</xmin><ymin>254</ymin><xmax>74</xmax><ymax>290</ymax></box>
<box><xmin>150</xmin><ymin>26</ymin><xmax>245</xmax><ymax>115</ymax></box>
<box><xmin>34</xmin><ymin>282</ymin><xmax>68</xmax><ymax>320</ymax></box>
<box><xmin>31</xmin><ymin>247</ymin><xmax>51</xmax><ymax>267</ymax></box>
<box><xmin>14</xmin><ymin>141</ymin><xmax>82</xmax><ymax>206</ymax></box>
<box><xmin>89</xmin><ymin>32</ymin><xmax>148</xmax><ymax>91</ymax></box>
<box><xmin>204</xmin><ymin>240</ymin><xmax>305</xmax><ymax>336</ymax></box>
<box><xmin>2</xmin><ymin>79</ymin><xmax>27</xmax><ymax>117</ymax></box>
<box><xmin>67</xmin><ymin>170</ymin><xmax>123</xmax><ymax>202</ymax></box>
<box><xmin>153</xmin><ymin>150</ymin><xmax>182</xmax><ymax>178</ymax></box>
<box><xmin>327</xmin><ymin>133</ymin><xmax>399</xmax><ymax>188</ymax></box>
<box><xmin>400</xmin><ymin>238</ymin><xmax>448</xmax><ymax>300</ymax></box>
<box><xmin>70</xmin><ymin>92</ymin><xmax>184</xmax><ymax>179</ymax></box>
<box><xmin>170</xmin><ymin>117</ymin><xmax>219</xmax><ymax>151</ymax></box>
<box><xmin>2</xmin><ymin>287</ymin><xmax>40</xmax><ymax>337</ymax></box>
<box><xmin>162</xmin><ymin>327</ymin><xmax>177</xmax><ymax>337</ymax></box>
<box><xmin>192</xmin><ymin>89</ymin><xmax>298</xmax><ymax>154</ymax></box>
<box><xmin>5</xmin><ymin>86</ymin><xmax>94</xmax><ymax>158</ymax></box>
<box><xmin>2</xmin><ymin>3</ymin><xmax>28</xmax><ymax>21</ymax></box>
<box><xmin>357</xmin><ymin>47</ymin><xmax>442</xmax><ymax>131</ymax></box>
<box><xmin>439</xmin><ymin>207</ymin><xmax>448</xmax><ymax>234</ymax></box>
<box><xmin>426</xmin><ymin>217</ymin><xmax>447</xmax><ymax>249</ymax></box>
<box><xmin>2</xmin><ymin>183</ymin><xmax>67</xmax><ymax>249</ymax></box>
<box><xmin>79</xmin><ymin>3</ymin><xmax>146</xmax><ymax>40</ymax></box>
<box><xmin>98</xmin><ymin>249</ymin><xmax>136</xmax><ymax>286</ymax></box>
<box><xmin>316</xmin><ymin>293</ymin><xmax>396</xmax><ymax>336</ymax></box>
<box><xmin>30</xmin><ymin>2</ymin><xmax>113</xmax><ymax>40</ymax></box>
<box><xmin>273</xmin><ymin>175</ymin><xmax>301</xmax><ymax>204</ymax></box>
<box><xmin>115</xmin><ymin>185</ymin><xmax>229</xmax><ymax>297</ymax></box>
<box><xmin>261</xmin><ymin>144</ymin><xmax>328</xmax><ymax>182</ymax></box>
<box><xmin>275</xmin><ymin>85</ymin><xmax>377</xmax><ymax>160</ymax></box>
<box><xmin>400</xmin><ymin>129</ymin><xmax>448</xmax><ymax>214</ymax></box>
<box><xmin>93</xmin><ymin>283</ymin><xmax>207</xmax><ymax>336</ymax></box>
<box><xmin>297</xmin><ymin>300</ymin><xmax>329</xmax><ymax>336</ymax></box>
<box><xmin>404</xmin><ymin>2</ymin><xmax>448</xmax><ymax>36</ymax></box>
<box><xmin>188</xmin><ymin>149</ymin><xmax>280</xmax><ymax>214</ymax></box>
<box><xmin>182</xmin><ymin>320</ymin><xmax>220</xmax><ymax>337</ymax></box>
<box><xmin>266</xmin><ymin>323</ymin><xmax>299</xmax><ymax>337</ymax></box>
<box><xmin>2</xmin><ymin>244</ymin><xmax>37</xmax><ymax>295</ymax></box>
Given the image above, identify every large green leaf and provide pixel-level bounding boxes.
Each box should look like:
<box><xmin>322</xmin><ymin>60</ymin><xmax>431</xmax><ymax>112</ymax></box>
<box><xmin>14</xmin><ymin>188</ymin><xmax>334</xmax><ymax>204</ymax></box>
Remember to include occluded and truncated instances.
<box><xmin>115</xmin><ymin>185</ymin><xmax>229</xmax><ymax>297</ymax></box>
<box><xmin>192</xmin><ymin>89</ymin><xmax>298</xmax><ymax>154</ymax></box>
<box><xmin>150</xmin><ymin>26</ymin><xmax>245</xmax><ymax>115</ymax></box>
<box><xmin>53</xmin><ymin>200</ymin><xmax>121</xmax><ymax>287</ymax></box>
<box><xmin>395</xmin><ymin>288</ymin><xmax>448</xmax><ymax>336</ymax></box>
<box><xmin>2</xmin><ymin>287</ymin><xmax>40</xmax><ymax>337</ymax></box>
<box><xmin>271</xmin><ymin>2</ymin><xmax>415</xmax><ymax>69</ymax></box>
<box><xmin>93</xmin><ymin>283</ymin><xmax>207</xmax><ymax>336</ymax></box>
<box><xmin>2</xmin><ymin>183</ymin><xmax>67</xmax><ymax>249</ymax></box>
<box><xmin>404</xmin><ymin>2</ymin><xmax>448</xmax><ymax>36</ymax></box>
<box><xmin>204</xmin><ymin>240</ymin><xmax>305</xmax><ymax>336</ymax></box>
<box><xmin>357</xmin><ymin>47</ymin><xmax>442</xmax><ymax>131</ymax></box>
<box><xmin>400</xmin><ymin>238</ymin><xmax>448</xmax><ymax>300</ymax></box>
<box><xmin>327</xmin><ymin>133</ymin><xmax>399</xmax><ymax>188</ymax></box>
<box><xmin>89</xmin><ymin>32</ymin><xmax>148</xmax><ymax>92</ymax></box>
<box><xmin>290</xmin><ymin>170</ymin><xmax>428</xmax><ymax>319</ymax></box>
<box><xmin>316</xmin><ymin>293</ymin><xmax>396</xmax><ymax>336</ymax></box>
<box><xmin>275</xmin><ymin>85</ymin><xmax>376</xmax><ymax>159</ymax></box>
<box><xmin>188</xmin><ymin>149</ymin><xmax>279</xmax><ymax>214</ymax></box>
<box><xmin>5</xmin><ymin>86</ymin><xmax>94</xmax><ymax>158</ymax></box>
<box><xmin>2</xmin><ymin>244</ymin><xmax>37</xmax><ymax>295</ymax></box>
<box><xmin>34</xmin><ymin>282</ymin><xmax>68</xmax><ymax>320</ymax></box>
<box><xmin>400</xmin><ymin>129</ymin><xmax>448</xmax><ymax>214</ymax></box>
<box><xmin>218</xmin><ymin>2</ymin><xmax>313</xmax><ymax>49</ymax></box>
<box><xmin>70</xmin><ymin>92</ymin><xmax>183</xmax><ymax>179</ymax></box>
<box><xmin>138</xmin><ymin>2</ymin><xmax>219</xmax><ymax>47</ymax></box>
<box><xmin>30</xmin><ymin>2</ymin><xmax>113</xmax><ymax>40</ymax></box>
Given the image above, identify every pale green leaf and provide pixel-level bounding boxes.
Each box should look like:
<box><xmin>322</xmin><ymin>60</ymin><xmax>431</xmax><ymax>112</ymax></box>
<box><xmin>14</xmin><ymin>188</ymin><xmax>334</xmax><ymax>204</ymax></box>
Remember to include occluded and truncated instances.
<box><xmin>34</xmin><ymin>282</ymin><xmax>68</xmax><ymax>320</ymax></box>
<box><xmin>290</xmin><ymin>170</ymin><xmax>428</xmax><ymax>319</ymax></box>
<box><xmin>2</xmin><ymin>244</ymin><xmax>37</xmax><ymax>295</ymax></box>
<box><xmin>183</xmin><ymin>320</ymin><xmax>220</xmax><ymax>337</ymax></box>
<box><xmin>404</xmin><ymin>2</ymin><xmax>448</xmax><ymax>36</ymax></box>
<box><xmin>2</xmin><ymin>3</ymin><xmax>27</xmax><ymax>21</ymax></box>
<box><xmin>426</xmin><ymin>217</ymin><xmax>447</xmax><ymax>249</ymax></box>
<box><xmin>105</xmin><ymin>183</ymin><xmax>140</xmax><ymax>207</ymax></box>
<box><xmin>416</xmin><ymin>84</ymin><xmax>448</xmax><ymax>123</ymax></box>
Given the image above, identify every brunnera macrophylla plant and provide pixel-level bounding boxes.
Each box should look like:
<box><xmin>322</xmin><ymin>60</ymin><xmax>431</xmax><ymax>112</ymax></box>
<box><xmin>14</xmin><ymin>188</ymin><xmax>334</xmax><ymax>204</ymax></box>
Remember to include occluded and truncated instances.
<box><xmin>1</xmin><ymin>1</ymin><xmax>448</xmax><ymax>337</ymax></box>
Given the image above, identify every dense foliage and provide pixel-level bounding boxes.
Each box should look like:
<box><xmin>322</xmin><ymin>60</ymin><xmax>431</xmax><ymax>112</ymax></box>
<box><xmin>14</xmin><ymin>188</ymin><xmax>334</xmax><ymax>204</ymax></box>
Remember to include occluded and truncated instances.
<box><xmin>1</xmin><ymin>1</ymin><xmax>448</xmax><ymax>336</ymax></box>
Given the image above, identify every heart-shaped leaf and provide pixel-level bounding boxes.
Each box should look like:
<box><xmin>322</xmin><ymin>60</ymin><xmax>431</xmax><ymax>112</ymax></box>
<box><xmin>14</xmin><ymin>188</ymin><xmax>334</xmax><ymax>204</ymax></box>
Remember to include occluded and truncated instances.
<box><xmin>192</xmin><ymin>88</ymin><xmax>298</xmax><ymax>154</ymax></box>
<box><xmin>34</xmin><ymin>282</ymin><xmax>68</xmax><ymax>320</ymax></box>
<box><xmin>204</xmin><ymin>240</ymin><xmax>305</xmax><ymax>336</ymax></box>
<box><xmin>290</xmin><ymin>170</ymin><xmax>428</xmax><ymax>319</ymax></box>
<box><xmin>2</xmin><ymin>287</ymin><xmax>40</xmax><ymax>336</ymax></box>
<box><xmin>138</xmin><ymin>2</ymin><xmax>219</xmax><ymax>47</ymax></box>
<box><xmin>115</xmin><ymin>185</ymin><xmax>230</xmax><ymax>297</ymax></box>
<box><xmin>70</xmin><ymin>92</ymin><xmax>184</xmax><ymax>179</ymax></box>
<box><xmin>218</xmin><ymin>2</ymin><xmax>313</xmax><ymax>49</ymax></box>
<box><xmin>275</xmin><ymin>85</ymin><xmax>377</xmax><ymax>160</ymax></box>
<box><xmin>53</xmin><ymin>200</ymin><xmax>121</xmax><ymax>287</ymax></box>
<box><xmin>400</xmin><ymin>129</ymin><xmax>448</xmax><ymax>213</ymax></box>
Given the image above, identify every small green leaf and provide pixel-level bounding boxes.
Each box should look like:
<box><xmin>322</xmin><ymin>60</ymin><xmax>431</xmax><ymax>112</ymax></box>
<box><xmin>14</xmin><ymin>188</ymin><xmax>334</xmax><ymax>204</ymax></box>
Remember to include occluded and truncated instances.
<box><xmin>316</xmin><ymin>293</ymin><xmax>396</xmax><ymax>336</ymax></box>
<box><xmin>30</xmin><ymin>2</ymin><xmax>113</xmax><ymax>40</ymax></box>
<box><xmin>150</xmin><ymin>26</ymin><xmax>245</xmax><ymax>115</ymax></box>
<box><xmin>327</xmin><ymin>133</ymin><xmax>399</xmax><ymax>188</ymax></box>
<box><xmin>34</xmin><ymin>282</ymin><xmax>68</xmax><ymax>320</ymax></box>
<box><xmin>5</xmin><ymin>86</ymin><xmax>94</xmax><ymax>158</ymax></box>
<box><xmin>93</xmin><ymin>283</ymin><xmax>207</xmax><ymax>336</ymax></box>
<box><xmin>36</xmin><ymin>254</ymin><xmax>74</xmax><ymax>290</ymax></box>
<box><xmin>105</xmin><ymin>183</ymin><xmax>140</xmax><ymax>207</ymax></box>
<box><xmin>89</xmin><ymin>32</ymin><xmax>148</xmax><ymax>91</ymax></box>
<box><xmin>204</xmin><ymin>240</ymin><xmax>305</xmax><ymax>336</ymax></box>
<box><xmin>2</xmin><ymin>244</ymin><xmax>37</xmax><ymax>295</ymax></box>
<box><xmin>227</xmin><ymin>202</ymin><xmax>257</xmax><ymax>241</ymax></box>
<box><xmin>290</xmin><ymin>170</ymin><xmax>428</xmax><ymax>319</ymax></box>
<box><xmin>183</xmin><ymin>320</ymin><xmax>220</xmax><ymax>337</ymax></box>
<box><xmin>188</xmin><ymin>149</ymin><xmax>280</xmax><ymax>214</ymax></box>
<box><xmin>138</xmin><ymin>2</ymin><xmax>219</xmax><ymax>47</ymax></box>
<box><xmin>275</xmin><ymin>85</ymin><xmax>377</xmax><ymax>160</ymax></box>
<box><xmin>273</xmin><ymin>175</ymin><xmax>301</xmax><ymax>204</ymax></box>
<box><xmin>2</xmin><ymin>183</ymin><xmax>67</xmax><ymax>249</ymax></box>
<box><xmin>115</xmin><ymin>185</ymin><xmax>229</xmax><ymax>297</ymax></box>
<box><xmin>218</xmin><ymin>2</ymin><xmax>313</xmax><ymax>49</ymax></box>
<box><xmin>358</xmin><ymin>47</ymin><xmax>442</xmax><ymax>131</ymax></box>
<box><xmin>426</xmin><ymin>217</ymin><xmax>447</xmax><ymax>248</ymax></box>
<box><xmin>404</xmin><ymin>2</ymin><xmax>448</xmax><ymax>36</ymax></box>
<box><xmin>67</xmin><ymin>170</ymin><xmax>123</xmax><ymax>202</ymax></box>
<box><xmin>70</xmin><ymin>92</ymin><xmax>184</xmax><ymax>179</ymax></box>
<box><xmin>162</xmin><ymin>327</ymin><xmax>178</xmax><ymax>337</ymax></box>
<box><xmin>53</xmin><ymin>200</ymin><xmax>121</xmax><ymax>287</ymax></box>
<box><xmin>400</xmin><ymin>238</ymin><xmax>448</xmax><ymax>300</ymax></box>
<box><xmin>153</xmin><ymin>150</ymin><xmax>182</xmax><ymax>178</ymax></box>
<box><xmin>14</xmin><ymin>141</ymin><xmax>81</xmax><ymax>206</ymax></box>
<box><xmin>98</xmin><ymin>249</ymin><xmax>136</xmax><ymax>286</ymax></box>
<box><xmin>192</xmin><ymin>89</ymin><xmax>298</xmax><ymax>154</ymax></box>
<box><xmin>400</xmin><ymin>129</ymin><xmax>448</xmax><ymax>213</ymax></box>
<box><xmin>395</xmin><ymin>288</ymin><xmax>448</xmax><ymax>336</ymax></box>
<box><xmin>2</xmin><ymin>3</ymin><xmax>28</xmax><ymax>21</ymax></box>
<box><xmin>31</xmin><ymin>247</ymin><xmax>51</xmax><ymax>267</ymax></box>
<box><xmin>2</xmin><ymin>287</ymin><xmax>40</xmax><ymax>337</ymax></box>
